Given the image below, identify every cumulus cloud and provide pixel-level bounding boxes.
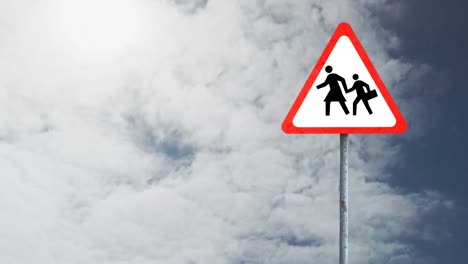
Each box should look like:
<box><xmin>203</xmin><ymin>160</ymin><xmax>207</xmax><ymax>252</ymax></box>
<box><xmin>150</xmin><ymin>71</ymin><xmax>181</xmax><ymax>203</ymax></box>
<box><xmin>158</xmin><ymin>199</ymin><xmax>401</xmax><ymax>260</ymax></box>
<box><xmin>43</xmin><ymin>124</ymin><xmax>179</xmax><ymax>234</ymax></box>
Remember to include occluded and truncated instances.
<box><xmin>0</xmin><ymin>0</ymin><xmax>449</xmax><ymax>263</ymax></box>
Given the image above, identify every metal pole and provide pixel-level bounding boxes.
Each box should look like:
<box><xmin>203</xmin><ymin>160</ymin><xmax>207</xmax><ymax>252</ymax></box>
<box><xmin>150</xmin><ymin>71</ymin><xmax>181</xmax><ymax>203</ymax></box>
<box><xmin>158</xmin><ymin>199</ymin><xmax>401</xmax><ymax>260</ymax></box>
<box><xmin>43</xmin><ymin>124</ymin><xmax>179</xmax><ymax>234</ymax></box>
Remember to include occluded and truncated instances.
<box><xmin>339</xmin><ymin>134</ymin><xmax>349</xmax><ymax>264</ymax></box>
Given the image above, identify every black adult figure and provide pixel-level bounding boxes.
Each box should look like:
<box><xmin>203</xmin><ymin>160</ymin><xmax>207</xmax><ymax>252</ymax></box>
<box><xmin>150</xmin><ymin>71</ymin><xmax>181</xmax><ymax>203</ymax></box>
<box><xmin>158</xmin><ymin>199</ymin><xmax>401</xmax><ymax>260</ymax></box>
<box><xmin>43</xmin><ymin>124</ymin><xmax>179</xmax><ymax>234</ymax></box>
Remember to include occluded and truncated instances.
<box><xmin>316</xmin><ymin>65</ymin><xmax>350</xmax><ymax>116</ymax></box>
<box><xmin>347</xmin><ymin>74</ymin><xmax>375</xmax><ymax>115</ymax></box>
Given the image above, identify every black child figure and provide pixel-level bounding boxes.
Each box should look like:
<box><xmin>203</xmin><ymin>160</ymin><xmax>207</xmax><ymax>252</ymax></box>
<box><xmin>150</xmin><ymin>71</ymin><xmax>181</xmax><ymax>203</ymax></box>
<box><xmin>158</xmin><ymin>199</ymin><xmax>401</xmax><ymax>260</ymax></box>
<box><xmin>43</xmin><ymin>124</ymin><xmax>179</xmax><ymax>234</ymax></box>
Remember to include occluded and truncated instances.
<box><xmin>348</xmin><ymin>74</ymin><xmax>373</xmax><ymax>115</ymax></box>
<box><xmin>316</xmin><ymin>65</ymin><xmax>350</xmax><ymax>116</ymax></box>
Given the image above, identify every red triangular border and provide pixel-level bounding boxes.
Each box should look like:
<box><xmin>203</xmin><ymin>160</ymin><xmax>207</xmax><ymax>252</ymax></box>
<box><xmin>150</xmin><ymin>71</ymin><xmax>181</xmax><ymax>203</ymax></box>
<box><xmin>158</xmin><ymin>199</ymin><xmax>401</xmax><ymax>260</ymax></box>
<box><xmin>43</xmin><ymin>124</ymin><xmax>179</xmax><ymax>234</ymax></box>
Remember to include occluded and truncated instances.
<box><xmin>281</xmin><ymin>22</ymin><xmax>407</xmax><ymax>134</ymax></box>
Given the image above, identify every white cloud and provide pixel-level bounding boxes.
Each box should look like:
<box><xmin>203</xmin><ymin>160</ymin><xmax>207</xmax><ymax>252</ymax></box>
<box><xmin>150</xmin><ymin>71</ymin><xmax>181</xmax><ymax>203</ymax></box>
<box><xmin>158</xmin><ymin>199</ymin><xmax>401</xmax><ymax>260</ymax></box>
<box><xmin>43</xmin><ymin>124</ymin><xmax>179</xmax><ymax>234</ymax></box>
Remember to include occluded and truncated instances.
<box><xmin>0</xmin><ymin>0</ymin><xmax>449</xmax><ymax>263</ymax></box>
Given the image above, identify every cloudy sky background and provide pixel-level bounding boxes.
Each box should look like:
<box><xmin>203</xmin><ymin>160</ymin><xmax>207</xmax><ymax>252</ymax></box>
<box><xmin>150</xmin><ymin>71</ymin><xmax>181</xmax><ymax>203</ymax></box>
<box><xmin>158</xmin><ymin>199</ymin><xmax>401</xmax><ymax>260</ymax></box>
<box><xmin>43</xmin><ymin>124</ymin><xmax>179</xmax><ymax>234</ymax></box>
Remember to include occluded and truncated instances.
<box><xmin>0</xmin><ymin>0</ymin><xmax>463</xmax><ymax>263</ymax></box>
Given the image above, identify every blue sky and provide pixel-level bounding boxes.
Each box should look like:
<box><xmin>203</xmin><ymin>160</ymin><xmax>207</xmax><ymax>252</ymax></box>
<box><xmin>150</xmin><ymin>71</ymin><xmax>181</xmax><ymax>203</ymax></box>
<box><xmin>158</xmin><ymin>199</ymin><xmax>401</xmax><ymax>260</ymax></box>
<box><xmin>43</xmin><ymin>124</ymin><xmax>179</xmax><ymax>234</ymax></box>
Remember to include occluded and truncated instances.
<box><xmin>381</xmin><ymin>0</ymin><xmax>467</xmax><ymax>262</ymax></box>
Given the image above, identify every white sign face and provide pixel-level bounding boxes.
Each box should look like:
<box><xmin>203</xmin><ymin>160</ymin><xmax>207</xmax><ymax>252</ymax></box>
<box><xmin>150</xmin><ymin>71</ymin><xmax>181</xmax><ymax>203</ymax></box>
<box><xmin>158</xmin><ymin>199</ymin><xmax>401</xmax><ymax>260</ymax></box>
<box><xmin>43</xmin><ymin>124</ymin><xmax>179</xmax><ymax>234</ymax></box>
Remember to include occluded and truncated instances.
<box><xmin>282</xmin><ymin>22</ymin><xmax>406</xmax><ymax>134</ymax></box>
<box><xmin>293</xmin><ymin>36</ymin><xmax>396</xmax><ymax>128</ymax></box>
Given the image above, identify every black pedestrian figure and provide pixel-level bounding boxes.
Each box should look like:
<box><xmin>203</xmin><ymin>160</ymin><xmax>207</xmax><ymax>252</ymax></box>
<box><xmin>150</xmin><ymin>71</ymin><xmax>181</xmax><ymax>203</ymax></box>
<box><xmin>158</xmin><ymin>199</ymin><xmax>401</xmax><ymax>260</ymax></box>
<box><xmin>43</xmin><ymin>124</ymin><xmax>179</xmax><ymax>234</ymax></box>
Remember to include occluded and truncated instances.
<box><xmin>347</xmin><ymin>74</ymin><xmax>377</xmax><ymax>115</ymax></box>
<box><xmin>316</xmin><ymin>65</ymin><xmax>350</xmax><ymax>116</ymax></box>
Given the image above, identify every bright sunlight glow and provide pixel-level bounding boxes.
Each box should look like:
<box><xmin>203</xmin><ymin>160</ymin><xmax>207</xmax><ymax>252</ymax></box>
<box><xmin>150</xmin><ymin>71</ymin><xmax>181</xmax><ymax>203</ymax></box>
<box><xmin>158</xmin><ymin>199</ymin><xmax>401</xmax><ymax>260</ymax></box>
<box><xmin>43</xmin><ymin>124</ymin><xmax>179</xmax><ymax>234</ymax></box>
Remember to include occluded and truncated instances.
<box><xmin>56</xmin><ymin>0</ymin><xmax>144</xmax><ymax>58</ymax></box>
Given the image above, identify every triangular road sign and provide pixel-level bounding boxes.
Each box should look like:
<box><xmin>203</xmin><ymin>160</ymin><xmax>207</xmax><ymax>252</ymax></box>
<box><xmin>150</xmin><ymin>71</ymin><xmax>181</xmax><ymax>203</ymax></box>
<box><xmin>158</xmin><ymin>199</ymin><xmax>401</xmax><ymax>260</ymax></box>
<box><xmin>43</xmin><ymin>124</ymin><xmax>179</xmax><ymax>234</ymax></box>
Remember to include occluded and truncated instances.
<box><xmin>282</xmin><ymin>22</ymin><xmax>406</xmax><ymax>134</ymax></box>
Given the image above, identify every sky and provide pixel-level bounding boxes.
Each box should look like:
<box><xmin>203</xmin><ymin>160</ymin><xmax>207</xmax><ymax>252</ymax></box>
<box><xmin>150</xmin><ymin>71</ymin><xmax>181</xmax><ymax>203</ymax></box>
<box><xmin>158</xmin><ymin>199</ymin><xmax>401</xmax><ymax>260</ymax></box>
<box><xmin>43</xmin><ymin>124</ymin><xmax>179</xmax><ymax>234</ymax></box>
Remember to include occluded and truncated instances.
<box><xmin>375</xmin><ymin>0</ymin><xmax>468</xmax><ymax>262</ymax></box>
<box><xmin>0</xmin><ymin>0</ymin><xmax>464</xmax><ymax>263</ymax></box>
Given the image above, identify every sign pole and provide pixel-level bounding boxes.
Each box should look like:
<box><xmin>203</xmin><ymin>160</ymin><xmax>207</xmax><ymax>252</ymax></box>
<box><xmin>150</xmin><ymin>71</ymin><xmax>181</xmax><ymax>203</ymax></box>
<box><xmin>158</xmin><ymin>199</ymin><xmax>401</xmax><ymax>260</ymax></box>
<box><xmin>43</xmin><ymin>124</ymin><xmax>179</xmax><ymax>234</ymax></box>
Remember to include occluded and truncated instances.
<box><xmin>339</xmin><ymin>134</ymin><xmax>349</xmax><ymax>264</ymax></box>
